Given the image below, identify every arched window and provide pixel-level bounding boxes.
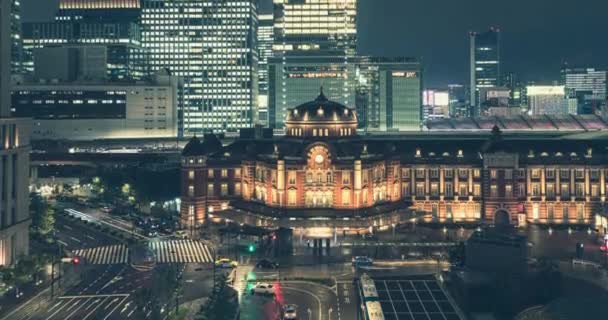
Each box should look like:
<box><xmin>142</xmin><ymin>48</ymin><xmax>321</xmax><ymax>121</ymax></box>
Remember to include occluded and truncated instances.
<box><xmin>325</xmin><ymin>129</ymin><xmax>329</xmax><ymax>136</ymax></box>
<box><xmin>317</xmin><ymin>173</ymin><xmax>323</xmax><ymax>183</ymax></box>
<box><xmin>326</xmin><ymin>172</ymin><xmax>332</xmax><ymax>183</ymax></box>
<box><xmin>313</xmin><ymin>129</ymin><xmax>317</xmax><ymax>136</ymax></box>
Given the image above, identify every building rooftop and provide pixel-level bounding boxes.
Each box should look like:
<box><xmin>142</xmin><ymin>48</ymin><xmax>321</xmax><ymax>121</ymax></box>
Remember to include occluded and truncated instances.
<box><xmin>426</xmin><ymin>114</ymin><xmax>608</xmax><ymax>132</ymax></box>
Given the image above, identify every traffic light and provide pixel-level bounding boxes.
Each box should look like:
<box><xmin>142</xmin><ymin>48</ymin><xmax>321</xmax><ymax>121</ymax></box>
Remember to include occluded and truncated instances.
<box><xmin>72</xmin><ymin>257</ymin><xmax>80</xmax><ymax>265</ymax></box>
<box><xmin>248</xmin><ymin>244</ymin><xmax>255</xmax><ymax>253</ymax></box>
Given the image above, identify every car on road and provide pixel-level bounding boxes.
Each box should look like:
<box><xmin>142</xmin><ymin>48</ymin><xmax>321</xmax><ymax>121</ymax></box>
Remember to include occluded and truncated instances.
<box><xmin>145</xmin><ymin>229</ymin><xmax>159</xmax><ymax>237</ymax></box>
<box><xmin>215</xmin><ymin>258</ymin><xmax>238</xmax><ymax>268</ymax></box>
<box><xmin>352</xmin><ymin>256</ymin><xmax>373</xmax><ymax>267</ymax></box>
<box><xmin>250</xmin><ymin>283</ymin><xmax>275</xmax><ymax>295</ymax></box>
<box><xmin>255</xmin><ymin>259</ymin><xmax>279</xmax><ymax>269</ymax></box>
<box><xmin>282</xmin><ymin>304</ymin><xmax>298</xmax><ymax>320</ymax></box>
<box><xmin>101</xmin><ymin>206</ymin><xmax>112</xmax><ymax>213</ymax></box>
<box><xmin>175</xmin><ymin>230</ymin><xmax>189</xmax><ymax>239</ymax></box>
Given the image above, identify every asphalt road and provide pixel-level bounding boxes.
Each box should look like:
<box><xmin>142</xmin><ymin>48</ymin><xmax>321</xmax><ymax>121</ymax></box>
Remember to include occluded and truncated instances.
<box><xmin>7</xmin><ymin>213</ymin><xmax>173</xmax><ymax>320</ymax></box>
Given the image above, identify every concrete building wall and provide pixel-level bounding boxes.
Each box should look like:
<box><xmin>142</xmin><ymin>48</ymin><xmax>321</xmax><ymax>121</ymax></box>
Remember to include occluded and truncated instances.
<box><xmin>14</xmin><ymin>80</ymin><xmax>179</xmax><ymax>140</ymax></box>
<box><xmin>0</xmin><ymin>0</ymin><xmax>31</xmax><ymax>266</ymax></box>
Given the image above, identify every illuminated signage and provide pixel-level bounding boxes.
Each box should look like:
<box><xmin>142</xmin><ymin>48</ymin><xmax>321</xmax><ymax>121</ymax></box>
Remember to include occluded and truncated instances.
<box><xmin>392</xmin><ymin>71</ymin><xmax>418</xmax><ymax>78</ymax></box>
<box><xmin>526</xmin><ymin>86</ymin><xmax>565</xmax><ymax>96</ymax></box>
<box><xmin>287</xmin><ymin>72</ymin><xmax>345</xmax><ymax>79</ymax></box>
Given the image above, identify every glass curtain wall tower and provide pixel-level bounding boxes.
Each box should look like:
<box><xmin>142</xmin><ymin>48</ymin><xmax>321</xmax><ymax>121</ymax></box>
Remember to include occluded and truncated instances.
<box><xmin>23</xmin><ymin>0</ymin><xmax>147</xmax><ymax>81</ymax></box>
<box><xmin>143</xmin><ymin>0</ymin><xmax>258</xmax><ymax>135</ymax></box>
<box><xmin>270</xmin><ymin>0</ymin><xmax>357</xmax><ymax>129</ymax></box>
<box><xmin>200</xmin><ymin>0</ymin><xmax>258</xmax><ymax>133</ymax></box>
<box><xmin>142</xmin><ymin>0</ymin><xmax>203</xmax><ymax>136</ymax></box>
<box><xmin>470</xmin><ymin>28</ymin><xmax>500</xmax><ymax>116</ymax></box>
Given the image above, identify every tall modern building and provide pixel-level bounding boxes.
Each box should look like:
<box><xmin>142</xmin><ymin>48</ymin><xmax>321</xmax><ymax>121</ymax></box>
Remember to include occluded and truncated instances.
<box><xmin>357</xmin><ymin>57</ymin><xmax>422</xmax><ymax>131</ymax></box>
<box><xmin>142</xmin><ymin>0</ymin><xmax>258</xmax><ymax>135</ymax></box>
<box><xmin>141</xmin><ymin>0</ymin><xmax>203</xmax><ymax>136</ymax></box>
<box><xmin>0</xmin><ymin>0</ymin><xmax>31</xmax><ymax>266</ymax></box>
<box><xmin>273</xmin><ymin>0</ymin><xmax>357</xmax><ymax>57</ymax></box>
<box><xmin>502</xmin><ymin>72</ymin><xmax>524</xmax><ymax>107</ymax></box>
<box><xmin>470</xmin><ymin>28</ymin><xmax>501</xmax><ymax>115</ymax></box>
<box><xmin>269</xmin><ymin>0</ymin><xmax>357</xmax><ymax>129</ymax></box>
<box><xmin>269</xmin><ymin>55</ymin><xmax>357</xmax><ymax>129</ymax></box>
<box><xmin>9</xmin><ymin>0</ymin><xmax>22</xmax><ymax>74</ymax></box>
<box><xmin>22</xmin><ymin>0</ymin><xmax>148</xmax><ymax>81</ymax></box>
<box><xmin>448</xmin><ymin>84</ymin><xmax>469</xmax><ymax>118</ymax></box>
<box><xmin>527</xmin><ymin>85</ymin><xmax>567</xmax><ymax>116</ymax></box>
<box><xmin>257</xmin><ymin>14</ymin><xmax>273</xmax><ymax>126</ymax></box>
<box><xmin>200</xmin><ymin>0</ymin><xmax>258</xmax><ymax>133</ymax></box>
<box><xmin>561</xmin><ymin>67</ymin><xmax>607</xmax><ymax>114</ymax></box>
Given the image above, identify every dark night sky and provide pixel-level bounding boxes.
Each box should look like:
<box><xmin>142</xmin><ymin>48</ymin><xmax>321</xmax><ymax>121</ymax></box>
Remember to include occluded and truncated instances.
<box><xmin>22</xmin><ymin>0</ymin><xmax>608</xmax><ymax>87</ymax></box>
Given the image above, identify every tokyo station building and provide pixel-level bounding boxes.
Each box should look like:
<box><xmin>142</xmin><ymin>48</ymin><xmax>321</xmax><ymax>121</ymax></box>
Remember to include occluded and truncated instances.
<box><xmin>180</xmin><ymin>93</ymin><xmax>608</xmax><ymax>233</ymax></box>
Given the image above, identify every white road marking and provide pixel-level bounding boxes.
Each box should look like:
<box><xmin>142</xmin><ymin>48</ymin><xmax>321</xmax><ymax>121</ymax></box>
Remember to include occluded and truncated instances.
<box><xmin>69</xmin><ymin>236</ymin><xmax>81</xmax><ymax>243</ymax></box>
<box><xmin>281</xmin><ymin>286</ymin><xmax>323</xmax><ymax>320</ymax></box>
<box><xmin>64</xmin><ymin>298</ymin><xmax>91</xmax><ymax>320</ymax></box>
<box><xmin>103</xmin><ymin>296</ymin><xmax>129</xmax><ymax>320</ymax></box>
<box><xmin>45</xmin><ymin>298</ymin><xmax>74</xmax><ymax>320</ymax></box>
<box><xmin>47</xmin><ymin>301</ymin><xmax>63</xmax><ymax>313</ymax></box>
<box><xmin>82</xmin><ymin>297</ymin><xmax>110</xmax><ymax>320</ymax></box>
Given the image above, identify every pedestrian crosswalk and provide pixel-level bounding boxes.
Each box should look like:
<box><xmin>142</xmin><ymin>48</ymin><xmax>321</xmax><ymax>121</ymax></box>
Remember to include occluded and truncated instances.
<box><xmin>149</xmin><ymin>240</ymin><xmax>213</xmax><ymax>263</ymax></box>
<box><xmin>70</xmin><ymin>240</ymin><xmax>214</xmax><ymax>265</ymax></box>
<box><xmin>72</xmin><ymin>244</ymin><xmax>129</xmax><ymax>265</ymax></box>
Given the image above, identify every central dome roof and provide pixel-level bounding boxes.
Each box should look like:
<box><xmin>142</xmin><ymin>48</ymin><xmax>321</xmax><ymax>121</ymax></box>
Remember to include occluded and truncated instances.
<box><xmin>286</xmin><ymin>91</ymin><xmax>357</xmax><ymax>124</ymax></box>
<box><xmin>284</xmin><ymin>90</ymin><xmax>358</xmax><ymax>138</ymax></box>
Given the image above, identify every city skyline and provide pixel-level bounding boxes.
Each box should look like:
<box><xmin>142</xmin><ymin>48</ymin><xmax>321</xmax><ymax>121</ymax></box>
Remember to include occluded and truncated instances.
<box><xmin>21</xmin><ymin>0</ymin><xmax>608</xmax><ymax>87</ymax></box>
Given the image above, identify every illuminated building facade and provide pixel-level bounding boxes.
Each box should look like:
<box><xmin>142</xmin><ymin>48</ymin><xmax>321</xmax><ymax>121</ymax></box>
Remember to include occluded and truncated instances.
<box><xmin>268</xmin><ymin>55</ymin><xmax>356</xmax><ymax>128</ymax></box>
<box><xmin>561</xmin><ymin>67</ymin><xmax>607</xmax><ymax>115</ymax></box>
<box><xmin>180</xmin><ymin>94</ymin><xmax>605</xmax><ymax>231</ymax></box>
<box><xmin>257</xmin><ymin>14</ymin><xmax>273</xmax><ymax>126</ymax></box>
<box><xmin>273</xmin><ymin>0</ymin><xmax>357</xmax><ymax>57</ymax></box>
<box><xmin>270</xmin><ymin>0</ymin><xmax>358</xmax><ymax>130</ymax></box>
<box><xmin>142</xmin><ymin>0</ymin><xmax>258</xmax><ymax>135</ymax></box>
<box><xmin>11</xmin><ymin>72</ymin><xmax>179</xmax><ymax>140</ymax></box>
<box><xmin>470</xmin><ymin>28</ymin><xmax>501</xmax><ymax>115</ymax></box>
<box><xmin>0</xmin><ymin>0</ymin><xmax>31</xmax><ymax>266</ymax></box>
<box><xmin>10</xmin><ymin>0</ymin><xmax>22</xmax><ymax>74</ymax></box>
<box><xmin>200</xmin><ymin>0</ymin><xmax>258</xmax><ymax>133</ymax></box>
<box><xmin>357</xmin><ymin>57</ymin><xmax>422</xmax><ymax>131</ymax></box>
<box><xmin>527</xmin><ymin>85</ymin><xmax>567</xmax><ymax>115</ymax></box>
<box><xmin>448</xmin><ymin>84</ymin><xmax>469</xmax><ymax>118</ymax></box>
<box><xmin>22</xmin><ymin>0</ymin><xmax>147</xmax><ymax>81</ymax></box>
<box><xmin>141</xmin><ymin>0</ymin><xmax>203</xmax><ymax>136</ymax></box>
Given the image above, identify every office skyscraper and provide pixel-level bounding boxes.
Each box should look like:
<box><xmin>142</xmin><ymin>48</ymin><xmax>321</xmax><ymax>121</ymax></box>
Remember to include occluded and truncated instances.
<box><xmin>357</xmin><ymin>57</ymin><xmax>422</xmax><ymax>131</ymax></box>
<box><xmin>23</xmin><ymin>0</ymin><xmax>148</xmax><ymax>81</ymax></box>
<box><xmin>561</xmin><ymin>67</ymin><xmax>607</xmax><ymax>114</ymax></box>
<box><xmin>269</xmin><ymin>0</ymin><xmax>357</xmax><ymax>129</ymax></box>
<box><xmin>269</xmin><ymin>55</ymin><xmax>357</xmax><ymax>129</ymax></box>
<box><xmin>273</xmin><ymin>0</ymin><xmax>357</xmax><ymax>57</ymax></box>
<box><xmin>142</xmin><ymin>0</ymin><xmax>258</xmax><ymax>135</ymax></box>
<box><xmin>257</xmin><ymin>14</ymin><xmax>274</xmax><ymax>126</ymax></box>
<box><xmin>200</xmin><ymin>0</ymin><xmax>258</xmax><ymax>132</ymax></box>
<box><xmin>470</xmin><ymin>28</ymin><xmax>501</xmax><ymax>115</ymax></box>
<box><xmin>527</xmin><ymin>85</ymin><xmax>567</xmax><ymax>115</ymax></box>
<box><xmin>9</xmin><ymin>0</ymin><xmax>22</xmax><ymax>74</ymax></box>
<box><xmin>142</xmin><ymin>0</ymin><xmax>203</xmax><ymax>136</ymax></box>
<box><xmin>0</xmin><ymin>0</ymin><xmax>31</xmax><ymax>266</ymax></box>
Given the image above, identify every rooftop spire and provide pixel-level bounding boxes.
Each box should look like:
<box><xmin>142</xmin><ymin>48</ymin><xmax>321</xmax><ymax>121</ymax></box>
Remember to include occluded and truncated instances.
<box><xmin>316</xmin><ymin>86</ymin><xmax>328</xmax><ymax>101</ymax></box>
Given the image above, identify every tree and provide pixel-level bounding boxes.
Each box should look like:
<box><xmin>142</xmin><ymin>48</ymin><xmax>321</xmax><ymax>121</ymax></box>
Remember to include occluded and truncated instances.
<box><xmin>30</xmin><ymin>193</ymin><xmax>55</xmax><ymax>238</ymax></box>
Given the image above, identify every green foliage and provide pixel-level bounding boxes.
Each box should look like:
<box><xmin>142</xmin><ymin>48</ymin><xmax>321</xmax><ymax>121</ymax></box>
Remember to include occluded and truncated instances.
<box><xmin>196</xmin><ymin>274</ymin><xmax>238</xmax><ymax>320</ymax></box>
<box><xmin>29</xmin><ymin>193</ymin><xmax>55</xmax><ymax>237</ymax></box>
